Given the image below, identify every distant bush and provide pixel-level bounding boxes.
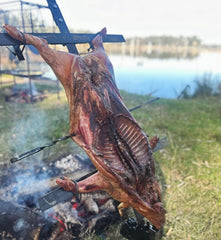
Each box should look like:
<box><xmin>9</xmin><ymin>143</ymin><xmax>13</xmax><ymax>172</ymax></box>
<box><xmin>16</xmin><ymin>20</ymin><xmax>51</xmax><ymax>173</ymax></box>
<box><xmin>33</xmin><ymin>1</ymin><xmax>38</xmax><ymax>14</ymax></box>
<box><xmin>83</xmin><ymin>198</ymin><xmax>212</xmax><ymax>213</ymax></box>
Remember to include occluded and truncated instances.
<box><xmin>179</xmin><ymin>73</ymin><xmax>221</xmax><ymax>99</ymax></box>
<box><xmin>192</xmin><ymin>73</ymin><xmax>214</xmax><ymax>98</ymax></box>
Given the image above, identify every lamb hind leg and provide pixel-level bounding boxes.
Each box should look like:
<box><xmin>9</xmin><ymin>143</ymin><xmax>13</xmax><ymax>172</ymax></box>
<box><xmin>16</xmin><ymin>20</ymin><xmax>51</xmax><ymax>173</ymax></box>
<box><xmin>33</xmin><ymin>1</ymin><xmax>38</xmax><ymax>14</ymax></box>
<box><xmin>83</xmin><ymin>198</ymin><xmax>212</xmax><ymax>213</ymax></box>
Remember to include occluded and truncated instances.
<box><xmin>3</xmin><ymin>24</ymin><xmax>75</xmax><ymax>84</ymax></box>
<box><xmin>4</xmin><ymin>24</ymin><xmax>55</xmax><ymax>59</ymax></box>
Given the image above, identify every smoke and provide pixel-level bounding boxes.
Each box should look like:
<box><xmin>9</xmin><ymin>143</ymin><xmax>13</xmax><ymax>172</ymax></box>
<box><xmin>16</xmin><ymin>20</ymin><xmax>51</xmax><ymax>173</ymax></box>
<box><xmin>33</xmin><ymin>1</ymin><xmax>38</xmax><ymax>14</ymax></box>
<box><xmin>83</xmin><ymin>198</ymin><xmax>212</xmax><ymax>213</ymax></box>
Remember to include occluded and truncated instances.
<box><xmin>1</xmin><ymin>109</ymin><xmax>51</xmax><ymax>207</ymax></box>
<box><xmin>9</xmin><ymin>108</ymin><xmax>49</xmax><ymax>154</ymax></box>
<box><xmin>13</xmin><ymin>218</ymin><xmax>30</xmax><ymax>232</ymax></box>
<box><xmin>12</xmin><ymin>81</ymin><xmax>39</xmax><ymax>96</ymax></box>
<box><xmin>30</xmin><ymin>81</ymin><xmax>39</xmax><ymax>97</ymax></box>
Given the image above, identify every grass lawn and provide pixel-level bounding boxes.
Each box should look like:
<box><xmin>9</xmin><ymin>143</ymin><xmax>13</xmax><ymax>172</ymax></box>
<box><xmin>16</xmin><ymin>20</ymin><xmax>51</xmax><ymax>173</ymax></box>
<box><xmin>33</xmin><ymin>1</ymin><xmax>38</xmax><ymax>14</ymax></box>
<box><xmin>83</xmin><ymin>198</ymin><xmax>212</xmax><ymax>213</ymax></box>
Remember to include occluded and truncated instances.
<box><xmin>0</xmin><ymin>83</ymin><xmax>220</xmax><ymax>239</ymax></box>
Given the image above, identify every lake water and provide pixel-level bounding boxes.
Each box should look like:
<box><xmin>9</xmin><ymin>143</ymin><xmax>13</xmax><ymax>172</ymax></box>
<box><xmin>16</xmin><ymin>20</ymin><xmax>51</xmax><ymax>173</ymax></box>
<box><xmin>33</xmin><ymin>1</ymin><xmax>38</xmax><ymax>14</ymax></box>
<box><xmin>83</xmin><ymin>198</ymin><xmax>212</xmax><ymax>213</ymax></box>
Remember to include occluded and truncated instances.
<box><xmin>44</xmin><ymin>51</ymin><xmax>221</xmax><ymax>99</ymax></box>
<box><xmin>110</xmin><ymin>52</ymin><xmax>221</xmax><ymax>98</ymax></box>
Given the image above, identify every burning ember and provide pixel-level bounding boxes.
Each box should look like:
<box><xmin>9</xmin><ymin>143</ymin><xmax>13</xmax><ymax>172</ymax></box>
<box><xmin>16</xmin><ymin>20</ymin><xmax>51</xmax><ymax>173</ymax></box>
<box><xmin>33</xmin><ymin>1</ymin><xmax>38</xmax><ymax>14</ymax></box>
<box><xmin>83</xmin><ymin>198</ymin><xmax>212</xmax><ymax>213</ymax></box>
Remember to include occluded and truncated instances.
<box><xmin>0</xmin><ymin>154</ymin><xmax>121</xmax><ymax>239</ymax></box>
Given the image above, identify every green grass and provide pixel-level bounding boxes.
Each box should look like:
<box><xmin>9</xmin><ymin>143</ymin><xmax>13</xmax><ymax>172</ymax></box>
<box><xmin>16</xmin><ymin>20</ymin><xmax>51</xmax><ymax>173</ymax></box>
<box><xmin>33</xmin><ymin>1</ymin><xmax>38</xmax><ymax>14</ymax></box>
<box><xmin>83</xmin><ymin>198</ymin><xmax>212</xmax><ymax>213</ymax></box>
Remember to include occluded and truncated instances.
<box><xmin>128</xmin><ymin>96</ymin><xmax>221</xmax><ymax>240</ymax></box>
<box><xmin>0</xmin><ymin>86</ymin><xmax>220</xmax><ymax>239</ymax></box>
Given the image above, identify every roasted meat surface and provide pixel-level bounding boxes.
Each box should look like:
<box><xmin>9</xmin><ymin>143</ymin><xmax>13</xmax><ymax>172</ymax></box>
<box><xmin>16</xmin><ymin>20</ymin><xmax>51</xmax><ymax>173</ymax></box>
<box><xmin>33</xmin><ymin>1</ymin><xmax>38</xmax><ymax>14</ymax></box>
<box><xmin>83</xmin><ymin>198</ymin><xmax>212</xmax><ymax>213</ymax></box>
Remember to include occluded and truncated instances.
<box><xmin>4</xmin><ymin>24</ymin><xmax>166</xmax><ymax>229</ymax></box>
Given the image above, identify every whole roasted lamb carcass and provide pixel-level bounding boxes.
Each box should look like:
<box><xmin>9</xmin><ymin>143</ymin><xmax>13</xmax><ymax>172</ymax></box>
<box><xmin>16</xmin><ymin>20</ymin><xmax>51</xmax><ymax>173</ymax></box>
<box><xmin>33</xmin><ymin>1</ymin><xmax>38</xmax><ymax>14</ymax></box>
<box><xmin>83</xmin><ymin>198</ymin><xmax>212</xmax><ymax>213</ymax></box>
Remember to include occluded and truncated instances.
<box><xmin>4</xmin><ymin>24</ymin><xmax>166</xmax><ymax>229</ymax></box>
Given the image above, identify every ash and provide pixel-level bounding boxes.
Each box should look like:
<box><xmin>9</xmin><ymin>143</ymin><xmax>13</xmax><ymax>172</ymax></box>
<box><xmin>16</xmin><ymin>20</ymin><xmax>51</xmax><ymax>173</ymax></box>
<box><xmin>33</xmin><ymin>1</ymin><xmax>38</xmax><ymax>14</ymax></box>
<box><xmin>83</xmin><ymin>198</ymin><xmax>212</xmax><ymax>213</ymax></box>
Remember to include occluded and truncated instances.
<box><xmin>0</xmin><ymin>154</ymin><xmax>121</xmax><ymax>239</ymax></box>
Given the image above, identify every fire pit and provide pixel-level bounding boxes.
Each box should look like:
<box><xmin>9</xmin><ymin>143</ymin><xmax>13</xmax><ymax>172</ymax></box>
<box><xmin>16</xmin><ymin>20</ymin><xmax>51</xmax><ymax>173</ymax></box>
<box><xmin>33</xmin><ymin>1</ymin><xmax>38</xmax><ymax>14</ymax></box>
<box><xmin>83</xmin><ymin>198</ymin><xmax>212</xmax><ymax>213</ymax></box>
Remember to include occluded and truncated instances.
<box><xmin>2</xmin><ymin>85</ymin><xmax>46</xmax><ymax>103</ymax></box>
<box><xmin>0</xmin><ymin>154</ymin><xmax>121</xmax><ymax>239</ymax></box>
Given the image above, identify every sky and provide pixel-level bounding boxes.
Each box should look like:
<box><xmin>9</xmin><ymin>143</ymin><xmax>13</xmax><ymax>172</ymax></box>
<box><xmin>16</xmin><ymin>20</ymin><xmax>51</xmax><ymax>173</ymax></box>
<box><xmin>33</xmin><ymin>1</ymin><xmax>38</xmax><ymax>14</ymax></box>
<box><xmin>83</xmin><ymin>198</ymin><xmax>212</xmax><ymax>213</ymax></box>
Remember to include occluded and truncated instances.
<box><xmin>56</xmin><ymin>0</ymin><xmax>221</xmax><ymax>44</ymax></box>
<box><xmin>1</xmin><ymin>0</ymin><xmax>221</xmax><ymax>44</ymax></box>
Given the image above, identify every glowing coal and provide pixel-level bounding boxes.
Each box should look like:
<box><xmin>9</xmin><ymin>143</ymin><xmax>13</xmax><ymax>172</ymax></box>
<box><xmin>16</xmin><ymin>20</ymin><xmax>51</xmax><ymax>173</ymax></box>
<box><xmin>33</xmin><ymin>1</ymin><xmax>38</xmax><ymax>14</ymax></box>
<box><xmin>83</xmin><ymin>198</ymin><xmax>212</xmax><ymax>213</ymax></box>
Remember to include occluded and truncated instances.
<box><xmin>0</xmin><ymin>154</ymin><xmax>121</xmax><ymax>239</ymax></box>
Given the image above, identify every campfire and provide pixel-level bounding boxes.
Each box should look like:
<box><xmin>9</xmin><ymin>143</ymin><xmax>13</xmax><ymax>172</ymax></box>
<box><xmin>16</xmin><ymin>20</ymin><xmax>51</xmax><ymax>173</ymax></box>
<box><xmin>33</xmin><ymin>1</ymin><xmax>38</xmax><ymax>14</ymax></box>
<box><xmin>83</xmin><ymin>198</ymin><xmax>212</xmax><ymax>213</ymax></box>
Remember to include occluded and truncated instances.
<box><xmin>0</xmin><ymin>154</ymin><xmax>121</xmax><ymax>239</ymax></box>
<box><xmin>2</xmin><ymin>84</ymin><xmax>46</xmax><ymax>103</ymax></box>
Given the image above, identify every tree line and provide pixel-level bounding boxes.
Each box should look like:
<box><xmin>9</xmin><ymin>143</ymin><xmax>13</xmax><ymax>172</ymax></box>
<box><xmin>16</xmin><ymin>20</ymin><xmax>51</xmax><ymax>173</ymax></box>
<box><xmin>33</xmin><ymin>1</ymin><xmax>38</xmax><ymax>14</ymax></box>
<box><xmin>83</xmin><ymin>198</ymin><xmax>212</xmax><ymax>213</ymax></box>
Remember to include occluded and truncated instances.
<box><xmin>126</xmin><ymin>35</ymin><xmax>201</xmax><ymax>47</ymax></box>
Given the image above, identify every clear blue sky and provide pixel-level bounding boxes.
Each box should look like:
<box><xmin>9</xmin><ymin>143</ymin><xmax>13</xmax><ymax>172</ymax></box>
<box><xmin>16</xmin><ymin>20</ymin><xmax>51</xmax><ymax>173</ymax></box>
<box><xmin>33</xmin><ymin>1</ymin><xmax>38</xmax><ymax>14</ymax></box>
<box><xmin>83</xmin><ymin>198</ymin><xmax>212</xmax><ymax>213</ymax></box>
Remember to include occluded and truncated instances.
<box><xmin>2</xmin><ymin>0</ymin><xmax>221</xmax><ymax>44</ymax></box>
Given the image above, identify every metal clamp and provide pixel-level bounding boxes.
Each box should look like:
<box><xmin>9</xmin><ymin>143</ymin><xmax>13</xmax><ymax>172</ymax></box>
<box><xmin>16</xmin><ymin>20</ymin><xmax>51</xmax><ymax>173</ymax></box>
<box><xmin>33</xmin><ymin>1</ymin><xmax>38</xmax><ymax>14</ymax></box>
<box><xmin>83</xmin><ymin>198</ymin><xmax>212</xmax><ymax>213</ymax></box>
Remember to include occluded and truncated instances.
<box><xmin>6</xmin><ymin>31</ymin><xmax>26</xmax><ymax>61</ymax></box>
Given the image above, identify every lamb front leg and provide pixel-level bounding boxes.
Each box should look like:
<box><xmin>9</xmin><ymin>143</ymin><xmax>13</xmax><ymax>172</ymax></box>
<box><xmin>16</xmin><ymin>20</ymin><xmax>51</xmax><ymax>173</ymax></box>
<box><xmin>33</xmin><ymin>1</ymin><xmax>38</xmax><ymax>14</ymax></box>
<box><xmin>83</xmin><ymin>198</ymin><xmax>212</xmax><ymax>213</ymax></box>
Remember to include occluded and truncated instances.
<box><xmin>56</xmin><ymin>171</ymin><xmax>111</xmax><ymax>193</ymax></box>
<box><xmin>150</xmin><ymin>136</ymin><xmax>159</xmax><ymax>150</ymax></box>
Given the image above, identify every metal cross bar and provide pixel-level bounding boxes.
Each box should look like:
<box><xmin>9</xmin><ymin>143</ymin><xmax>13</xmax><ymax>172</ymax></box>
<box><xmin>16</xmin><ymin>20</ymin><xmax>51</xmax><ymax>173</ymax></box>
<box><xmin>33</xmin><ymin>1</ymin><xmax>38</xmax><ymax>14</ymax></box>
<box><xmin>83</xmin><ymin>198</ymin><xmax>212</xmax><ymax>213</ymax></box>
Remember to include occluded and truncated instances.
<box><xmin>46</xmin><ymin>0</ymin><xmax>78</xmax><ymax>54</ymax></box>
<box><xmin>0</xmin><ymin>32</ymin><xmax>125</xmax><ymax>46</ymax></box>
